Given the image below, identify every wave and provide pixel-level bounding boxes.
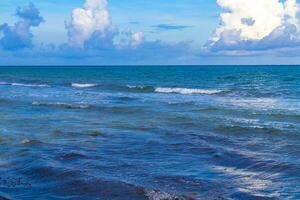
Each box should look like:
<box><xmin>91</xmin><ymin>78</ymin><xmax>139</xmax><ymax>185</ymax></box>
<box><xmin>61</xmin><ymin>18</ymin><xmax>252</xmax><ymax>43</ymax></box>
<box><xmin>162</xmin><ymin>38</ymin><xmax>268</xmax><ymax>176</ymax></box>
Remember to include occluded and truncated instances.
<box><xmin>21</xmin><ymin>139</ymin><xmax>43</xmax><ymax>145</ymax></box>
<box><xmin>32</xmin><ymin>101</ymin><xmax>147</xmax><ymax>114</ymax></box>
<box><xmin>0</xmin><ymin>195</ymin><xmax>10</xmax><ymax>200</ymax></box>
<box><xmin>0</xmin><ymin>82</ymin><xmax>49</xmax><ymax>88</ymax></box>
<box><xmin>125</xmin><ymin>85</ymin><xmax>224</xmax><ymax>95</ymax></box>
<box><xmin>0</xmin><ymin>82</ymin><xmax>9</xmax><ymax>85</ymax></box>
<box><xmin>117</xmin><ymin>96</ymin><xmax>139</xmax><ymax>101</ymax></box>
<box><xmin>269</xmin><ymin>113</ymin><xmax>300</xmax><ymax>121</ymax></box>
<box><xmin>126</xmin><ymin>85</ymin><xmax>155</xmax><ymax>92</ymax></box>
<box><xmin>155</xmin><ymin>87</ymin><xmax>223</xmax><ymax>95</ymax></box>
<box><xmin>126</xmin><ymin>85</ymin><xmax>145</xmax><ymax>89</ymax></box>
<box><xmin>71</xmin><ymin>83</ymin><xmax>98</xmax><ymax>88</ymax></box>
<box><xmin>167</xmin><ymin>101</ymin><xmax>195</xmax><ymax>106</ymax></box>
<box><xmin>228</xmin><ymin>98</ymin><xmax>278</xmax><ymax>106</ymax></box>
<box><xmin>221</xmin><ymin>98</ymin><xmax>280</xmax><ymax>111</ymax></box>
<box><xmin>32</xmin><ymin>101</ymin><xmax>90</xmax><ymax>109</ymax></box>
<box><xmin>215</xmin><ymin>124</ymin><xmax>287</xmax><ymax>135</ymax></box>
<box><xmin>144</xmin><ymin>189</ymin><xmax>195</xmax><ymax>200</ymax></box>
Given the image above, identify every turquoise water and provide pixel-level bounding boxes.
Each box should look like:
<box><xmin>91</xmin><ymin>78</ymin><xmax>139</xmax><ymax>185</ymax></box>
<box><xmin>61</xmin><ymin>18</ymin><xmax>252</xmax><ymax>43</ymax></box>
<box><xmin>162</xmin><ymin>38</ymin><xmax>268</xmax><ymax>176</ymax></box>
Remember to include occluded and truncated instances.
<box><xmin>0</xmin><ymin>66</ymin><xmax>299</xmax><ymax>199</ymax></box>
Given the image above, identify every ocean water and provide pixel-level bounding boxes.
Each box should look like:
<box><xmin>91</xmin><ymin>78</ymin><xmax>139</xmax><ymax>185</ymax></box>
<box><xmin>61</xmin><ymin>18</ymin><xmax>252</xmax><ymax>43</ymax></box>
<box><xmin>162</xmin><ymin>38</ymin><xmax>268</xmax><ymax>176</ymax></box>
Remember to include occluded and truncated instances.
<box><xmin>0</xmin><ymin>66</ymin><xmax>299</xmax><ymax>200</ymax></box>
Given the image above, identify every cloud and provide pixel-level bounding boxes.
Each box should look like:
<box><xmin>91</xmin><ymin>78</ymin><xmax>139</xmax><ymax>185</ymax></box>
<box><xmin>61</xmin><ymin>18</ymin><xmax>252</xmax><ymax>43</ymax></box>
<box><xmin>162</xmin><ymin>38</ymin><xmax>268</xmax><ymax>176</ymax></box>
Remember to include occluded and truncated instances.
<box><xmin>206</xmin><ymin>0</ymin><xmax>300</xmax><ymax>52</ymax></box>
<box><xmin>0</xmin><ymin>3</ymin><xmax>44</xmax><ymax>50</ymax></box>
<box><xmin>0</xmin><ymin>39</ymin><xmax>194</xmax><ymax>65</ymax></box>
<box><xmin>16</xmin><ymin>3</ymin><xmax>44</xmax><ymax>26</ymax></box>
<box><xmin>66</xmin><ymin>0</ymin><xmax>112</xmax><ymax>48</ymax></box>
<box><xmin>131</xmin><ymin>32</ymin><xmax>144</xmax><ymax>47</ymax></box>
<box><xmin>153</xmin><ymin>24</ymin><xmax>193</xmax><ymax>31</ymax></box>
<box><xmin>66</xmin><ymin>0</ymin><xmax>144</xmax><ymax>49</ymax></box>
<box><xmin>0</xmin><ymin>0</ymin><xmax>196</xmax><ymax>65</ymax></box>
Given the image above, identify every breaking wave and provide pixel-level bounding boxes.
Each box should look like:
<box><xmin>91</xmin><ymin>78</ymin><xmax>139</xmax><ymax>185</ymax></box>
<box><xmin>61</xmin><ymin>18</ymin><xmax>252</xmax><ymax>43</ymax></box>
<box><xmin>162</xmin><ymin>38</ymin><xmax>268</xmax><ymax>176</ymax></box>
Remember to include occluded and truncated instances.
<box><xmin>0</xmin><ymin>82</ymin><xmax>49</xmax><ymax>88</ymax></box>
<box><xmin>71</xmin><ymin>83</ymin><xmax>98</xmax><ymax>88</ymax></box>
<box><xmin>126</xmin><ymin>85</ymin><xmax>155</xmax><ymax>92</ymax></box>
<box><xmin>155</xmin><ymin>87</ymin><xmax>223</xmax><ymax>95</ymax></box>
<box><xmin>126</xmin><ymin>85</ymin><xmax>223</xmax><ymax>95</ymax></box>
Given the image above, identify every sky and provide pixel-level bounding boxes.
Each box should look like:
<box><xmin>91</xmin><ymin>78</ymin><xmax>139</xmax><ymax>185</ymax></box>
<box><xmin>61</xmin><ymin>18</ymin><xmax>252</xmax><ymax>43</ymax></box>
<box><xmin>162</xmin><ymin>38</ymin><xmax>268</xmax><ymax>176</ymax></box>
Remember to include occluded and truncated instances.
<box><xmin>1</xmin><ymin>0</ymin><xmax>300</xmax><ymax>65</ymax></box>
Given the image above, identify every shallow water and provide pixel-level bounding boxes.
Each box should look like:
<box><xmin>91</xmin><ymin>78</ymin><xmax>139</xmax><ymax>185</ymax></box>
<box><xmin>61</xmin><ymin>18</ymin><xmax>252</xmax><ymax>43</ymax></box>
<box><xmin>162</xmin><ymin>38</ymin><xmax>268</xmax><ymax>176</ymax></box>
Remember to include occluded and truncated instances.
<box><xmin>0</xmin><ymin>66</ymin><xmax>299</xmax><ymax>200</ymax></box>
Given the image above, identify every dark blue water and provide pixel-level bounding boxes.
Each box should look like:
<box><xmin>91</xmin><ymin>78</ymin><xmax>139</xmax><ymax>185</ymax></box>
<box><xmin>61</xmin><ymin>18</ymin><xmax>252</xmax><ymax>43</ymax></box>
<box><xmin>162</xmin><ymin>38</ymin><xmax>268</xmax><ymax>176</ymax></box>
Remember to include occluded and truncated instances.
<box><xmin>0</xmin><ymin>66</ymin><xmax>299</xmax><ymax>200</ymax></box>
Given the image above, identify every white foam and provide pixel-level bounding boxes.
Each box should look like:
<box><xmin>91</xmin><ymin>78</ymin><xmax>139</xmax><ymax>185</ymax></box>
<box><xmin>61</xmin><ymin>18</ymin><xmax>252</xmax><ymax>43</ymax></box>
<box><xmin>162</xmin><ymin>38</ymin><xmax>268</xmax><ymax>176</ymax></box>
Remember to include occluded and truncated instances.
<box><xmin>224</xmin><ymin>98</ymin><xmax>278</xmax><ymax>108</ymax></box>
<box><xmin>145</xmin><ymin>190</ymin><xmax>175</xmax><ymax>200</ymax></box>
<box><xmin>0</xmin><ymin>82</ymin><xmax>49</xmax><ymax>87</ymax></box>
<box><xmin>11</xmin><ymin>83</ymin><xmax>49</xmax><ymax>87</ymax></box>
<box><xmin>155</xmin><ymin>87</ymin><xmax>222</xmax><ymax>95</ymax></box>
<box><xmin>71</xmin><ymin>83</ymin><xmax>98</xmax><ymax>88</ymax></box>
<box><xmin>0</xmin><ymin>82</ymin><xmax>9</xmax><ymax>85</ymax></box>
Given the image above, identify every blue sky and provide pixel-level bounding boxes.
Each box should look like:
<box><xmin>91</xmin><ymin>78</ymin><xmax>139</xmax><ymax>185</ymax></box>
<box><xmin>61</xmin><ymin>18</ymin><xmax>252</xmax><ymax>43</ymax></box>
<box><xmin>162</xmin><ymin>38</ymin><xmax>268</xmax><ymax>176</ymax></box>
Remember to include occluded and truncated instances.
<box><xmin>1</xmin><ymin>0</ymin><xmax>300</xmax><ymax>65</ymax></box>
<box><xmin>0</xmin><ymin>0</ymin><xmax>218</xmax><ymax>45</ymax></box>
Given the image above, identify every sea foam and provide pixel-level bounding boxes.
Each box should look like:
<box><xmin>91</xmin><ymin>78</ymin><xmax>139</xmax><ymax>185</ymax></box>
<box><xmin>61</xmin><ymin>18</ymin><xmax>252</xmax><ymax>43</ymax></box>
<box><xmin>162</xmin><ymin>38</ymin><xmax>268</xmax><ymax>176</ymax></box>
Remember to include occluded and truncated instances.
<box><xmin>71</xmin><ymin>83</ymin><xmax>98</xmax><ymax>88</ymax></box>
<box><xmin>144</xmin><ymin>190</ymin><xmax>190</xmax><ymax>200</ymax></box>
<box><xmin>155</xmin><ymin>87</ymin><xmax>222</xmax><ymax>95</ymax></box>
<box><xmin>0</xmin><ymin>82</ymin><xmax>49</xmax><ymax>87</ymax></box>
<box><xmin>224</xmin><ymin>98</ymin><xmax>278</xmax><ymax>109</ymax></box>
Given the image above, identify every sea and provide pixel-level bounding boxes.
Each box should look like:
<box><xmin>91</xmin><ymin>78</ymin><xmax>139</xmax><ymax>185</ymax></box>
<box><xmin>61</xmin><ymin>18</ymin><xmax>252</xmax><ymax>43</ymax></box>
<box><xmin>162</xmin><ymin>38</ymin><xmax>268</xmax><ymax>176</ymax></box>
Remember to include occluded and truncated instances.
<box><xmin>0</xmin><ymin>66</ymin><xmax>299</xmax><ymax>200</ymax></box>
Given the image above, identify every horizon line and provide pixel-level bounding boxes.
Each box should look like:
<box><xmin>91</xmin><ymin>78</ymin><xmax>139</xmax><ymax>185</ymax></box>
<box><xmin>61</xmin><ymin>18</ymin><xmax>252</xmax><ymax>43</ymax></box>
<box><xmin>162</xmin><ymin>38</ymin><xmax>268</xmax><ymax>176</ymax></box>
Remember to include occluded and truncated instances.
<box><xmin>0</xmin><ymin>64</ymin><xmax>300</xmax><ymax>67</ymax></box>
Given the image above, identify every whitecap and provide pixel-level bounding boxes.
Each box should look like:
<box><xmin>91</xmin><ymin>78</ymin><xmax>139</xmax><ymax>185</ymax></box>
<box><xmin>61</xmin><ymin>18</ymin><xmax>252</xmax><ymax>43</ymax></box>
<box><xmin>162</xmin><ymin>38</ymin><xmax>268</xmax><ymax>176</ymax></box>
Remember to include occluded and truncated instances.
<box><xmin>155</xmin><ymin>87</ymin><xmax>222</xmax><ymax>95</ymax></box>
<box><xmin>0</xmin><ymin>82</ymin><xmax>9</xmax><ymax>85</ymax></box>
<box><xmin>0</xmin><ymin>82</ymin><xmax>49</xmax><ymax>87</ymax></box>
<box><xmin>126</xmin><ymin>85</ymin><xmax>154</xmax><ymax>92</ymax></box>
<box><xmin>71</xmin><ymin>83</ymin><xmax>98</xmax><ymax>88</ymax></box>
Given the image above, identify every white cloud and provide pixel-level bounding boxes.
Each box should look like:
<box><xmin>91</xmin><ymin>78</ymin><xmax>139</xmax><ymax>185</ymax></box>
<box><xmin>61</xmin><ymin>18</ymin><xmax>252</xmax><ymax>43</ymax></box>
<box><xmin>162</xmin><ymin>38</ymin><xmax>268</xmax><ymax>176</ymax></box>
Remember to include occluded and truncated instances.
<box><xmin>66</xmin><ymin>0</ymin><xmax>144</xmax><ymax>49</ymax></box>
<box><xmin>285</xmin><ymin>0</ymin><xmax>299</xmax><ymax>25</ymax></box>
<box><xmin>131</xmin><ymin>32</ymin><xmax>144</xmax><ymax>47</ymax></box>
<box><xmin>207</xmin><ymin>0</ymin><xmax>300</xmax><ymax>51</ymax></box>
<box><xmin>66</xmin><ymin>0</ymin><xmax>111</xmax><ymax>48</ymax></box>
